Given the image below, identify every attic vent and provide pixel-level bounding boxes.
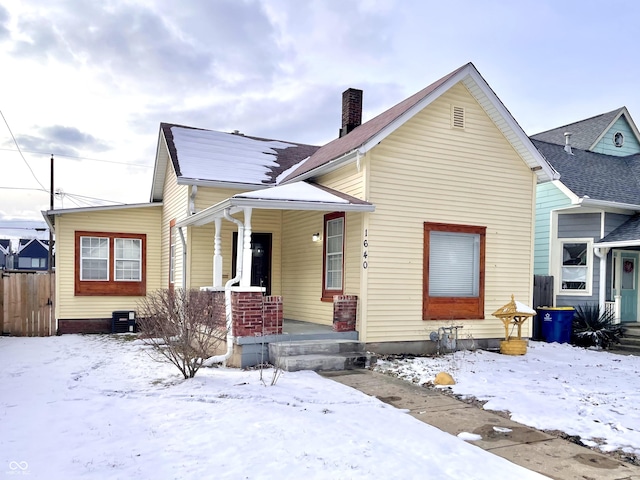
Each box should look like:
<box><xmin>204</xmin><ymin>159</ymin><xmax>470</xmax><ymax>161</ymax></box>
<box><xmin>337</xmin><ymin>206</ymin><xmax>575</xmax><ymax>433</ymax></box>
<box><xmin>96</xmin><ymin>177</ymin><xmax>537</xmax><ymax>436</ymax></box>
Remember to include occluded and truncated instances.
<box><xmin>614</xmin><ymin>132</ymin><xmax>624</xmax><ymax>147</ymax></box>
<box><xmin>452</xmin><ymin>105</ymin><xmax>465</xmax><ymax>129</ymax></box>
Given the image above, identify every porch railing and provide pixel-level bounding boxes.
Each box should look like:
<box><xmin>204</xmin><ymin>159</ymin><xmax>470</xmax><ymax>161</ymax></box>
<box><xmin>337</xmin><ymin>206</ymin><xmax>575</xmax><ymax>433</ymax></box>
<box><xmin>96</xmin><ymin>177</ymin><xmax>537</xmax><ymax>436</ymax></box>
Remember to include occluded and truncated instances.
<box><xmin>605</xmin><ymin>295</ymin><xmax>621</xmax><ymax>324</ymax></box>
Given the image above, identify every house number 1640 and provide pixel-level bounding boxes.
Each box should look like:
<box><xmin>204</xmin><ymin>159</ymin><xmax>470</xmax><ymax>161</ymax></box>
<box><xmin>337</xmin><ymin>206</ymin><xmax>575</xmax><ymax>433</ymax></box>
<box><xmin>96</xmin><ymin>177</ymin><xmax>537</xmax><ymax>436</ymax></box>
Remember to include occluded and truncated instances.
<box><xmin>363</xmin><ymin>229</ymin><xmax>368</xmax><ymax>269</ymax></box>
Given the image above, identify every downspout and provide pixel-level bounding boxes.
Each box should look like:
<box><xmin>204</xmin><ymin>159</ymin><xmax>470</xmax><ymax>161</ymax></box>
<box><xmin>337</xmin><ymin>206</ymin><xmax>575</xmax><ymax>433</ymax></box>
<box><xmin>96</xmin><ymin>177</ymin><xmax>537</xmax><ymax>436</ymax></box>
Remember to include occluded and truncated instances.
<box><xmin>189</xmin><ymin>185</ymin><xmax>198</xmax><ymax>215</ymax></box>
<box><xmin>594</xmin><ymin>246</ymin><xmax>610</xmax><ymax>314</ymax></box>
<box><xmin>206</xmin><ymin>208</ymin><xmax>244</xmax><ymax>365</ymax></box>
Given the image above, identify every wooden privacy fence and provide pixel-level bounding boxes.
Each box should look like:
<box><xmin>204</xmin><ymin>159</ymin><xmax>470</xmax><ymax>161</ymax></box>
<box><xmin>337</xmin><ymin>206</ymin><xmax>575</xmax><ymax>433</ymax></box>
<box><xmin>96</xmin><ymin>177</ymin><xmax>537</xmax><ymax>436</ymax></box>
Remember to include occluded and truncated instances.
<box><xmin>0</xmin><ymin>272</ymin><xmax>55</xmax><ymax>336</ymax></box>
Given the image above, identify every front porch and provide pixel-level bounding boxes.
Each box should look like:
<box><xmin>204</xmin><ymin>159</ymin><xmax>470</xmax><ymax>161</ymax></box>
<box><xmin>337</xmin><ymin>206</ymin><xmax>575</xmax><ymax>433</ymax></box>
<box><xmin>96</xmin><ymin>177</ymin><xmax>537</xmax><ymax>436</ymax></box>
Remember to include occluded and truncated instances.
<box><xmin>234</xmin><ymin>319</ymin><xmax>360</xmax><ymax>369</ymax></box>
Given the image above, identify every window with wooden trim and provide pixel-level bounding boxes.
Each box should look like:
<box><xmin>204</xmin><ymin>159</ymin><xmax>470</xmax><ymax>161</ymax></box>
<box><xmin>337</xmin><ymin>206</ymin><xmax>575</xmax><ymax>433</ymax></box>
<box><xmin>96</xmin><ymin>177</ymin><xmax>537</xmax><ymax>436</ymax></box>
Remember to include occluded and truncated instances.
<box><xmin>423</xmin><ymin>222</ymin><xmax>485</xmax><ymax>320</ymax></box>
<box><xmin>75</xmin><ymin>231</ymin><xmax>146</xmax><ymax>296</ymax></box>
<box><xmin>322</xmin><ymin>212</ymin><xmax>345</xmax><ymax>301</ymax></box>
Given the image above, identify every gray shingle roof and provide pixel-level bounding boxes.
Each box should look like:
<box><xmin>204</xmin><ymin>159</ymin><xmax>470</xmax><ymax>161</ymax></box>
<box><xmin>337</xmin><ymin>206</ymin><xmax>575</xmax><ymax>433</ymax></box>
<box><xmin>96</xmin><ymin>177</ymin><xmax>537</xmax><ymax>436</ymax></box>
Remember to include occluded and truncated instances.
<box><xmin>599</xmin><ymin>214</ymin><xmax>640</xmax><ymax>243</ymax></box>
<box><xmin>532</xmin><ymin>139</ymin><xmax>640</xmax><ymax>205</ymax></box>
<box><xmin>531</xmin><ymin>108</ymin><xmax>624</xmax><ymax>150</ymax></box>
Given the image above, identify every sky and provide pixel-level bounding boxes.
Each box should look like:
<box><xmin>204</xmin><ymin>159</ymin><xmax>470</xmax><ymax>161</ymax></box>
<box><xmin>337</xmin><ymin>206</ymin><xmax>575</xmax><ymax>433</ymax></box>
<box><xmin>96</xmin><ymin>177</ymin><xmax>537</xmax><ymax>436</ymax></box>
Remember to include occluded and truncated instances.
<box><xmin>1</xmin><ymin>0</ymin><xmax>639</xmax><ymax>231</ymax></box>
<box><xmin>0</xmin><ymin>334</ymin><xmax>550</xmax><ymax>479</ymax></box>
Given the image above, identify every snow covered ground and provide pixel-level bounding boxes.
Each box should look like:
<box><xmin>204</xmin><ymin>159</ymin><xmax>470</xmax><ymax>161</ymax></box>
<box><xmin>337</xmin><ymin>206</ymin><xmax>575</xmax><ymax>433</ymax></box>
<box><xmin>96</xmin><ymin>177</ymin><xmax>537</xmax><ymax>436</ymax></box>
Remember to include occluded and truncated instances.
<box><xmin>0</xmin><ymin>335</ymin><xmax>547</xmax><ymax>480</ymax></box>
<box><xmin>375</xmin><ymin>341</ymin><xmax>640</xmax><ymax>459</ymax></box>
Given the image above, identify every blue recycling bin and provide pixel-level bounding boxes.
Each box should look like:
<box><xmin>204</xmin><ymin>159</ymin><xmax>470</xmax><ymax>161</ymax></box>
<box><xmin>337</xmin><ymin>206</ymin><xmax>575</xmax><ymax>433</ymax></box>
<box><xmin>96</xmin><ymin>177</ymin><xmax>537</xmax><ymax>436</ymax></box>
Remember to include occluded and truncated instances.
<box><xmin>538</xmin><ymin>307</ymin><xmax>574</xmax><ymax>344</ymax></box>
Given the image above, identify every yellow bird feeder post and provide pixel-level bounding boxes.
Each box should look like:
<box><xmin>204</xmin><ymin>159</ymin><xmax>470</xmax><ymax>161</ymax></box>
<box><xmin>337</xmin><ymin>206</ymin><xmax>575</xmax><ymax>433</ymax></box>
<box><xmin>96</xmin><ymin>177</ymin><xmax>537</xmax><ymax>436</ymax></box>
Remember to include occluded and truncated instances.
<box><xmin>492</xmin><ymin>295</ymin><xmax>537</xmax><ymax>355</ymax></box>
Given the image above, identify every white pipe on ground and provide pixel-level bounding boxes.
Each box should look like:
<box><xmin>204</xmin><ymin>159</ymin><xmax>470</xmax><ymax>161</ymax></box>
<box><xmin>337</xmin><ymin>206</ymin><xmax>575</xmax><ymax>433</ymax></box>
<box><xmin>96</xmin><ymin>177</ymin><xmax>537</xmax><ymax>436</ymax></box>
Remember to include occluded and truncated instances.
<box><xmin>205</xmin><ymin>208</ymin><xmax>244</xmax><ymax>366</ymax></box>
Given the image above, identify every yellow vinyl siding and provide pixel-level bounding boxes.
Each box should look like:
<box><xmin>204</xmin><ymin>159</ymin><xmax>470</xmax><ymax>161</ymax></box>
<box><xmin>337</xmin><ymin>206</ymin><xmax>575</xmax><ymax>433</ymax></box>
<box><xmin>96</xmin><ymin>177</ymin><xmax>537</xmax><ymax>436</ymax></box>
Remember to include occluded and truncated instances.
<box><xmin>363</xmin><ymin>82</ymin><xmax>535</xmax><ymax>343</ymax></box>
<box><xmin>55</xmin><ymin>206</ymin><xmax>162</xmax><ymax>319</ymax></box>
<box><xmin>160</xmin><ymin>160</ymin><xmax>188</xmax><ymax>289</ymax></box>
<box><xmin>282</xmin><ymin>210</ymin><xmax>331</xmax><ymax>324</ymax></box>
<box><xmin>188</xmin><ymin>186</ymin><xmax>283</xmax><ymax>293</ymax></box>
<box><xmin>282</xmin><ymin>165</ymin><xmax>365</xmax><ymax>325</ymax></box>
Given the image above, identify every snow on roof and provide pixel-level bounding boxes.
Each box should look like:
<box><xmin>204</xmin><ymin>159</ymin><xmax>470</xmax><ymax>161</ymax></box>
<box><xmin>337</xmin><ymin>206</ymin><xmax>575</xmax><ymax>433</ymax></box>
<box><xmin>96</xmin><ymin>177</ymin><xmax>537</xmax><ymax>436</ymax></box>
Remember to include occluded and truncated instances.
<box><xmin>234</xmin><ymin>182</ymin><xmax>349</xmax><ymax>204</ymax></box>
<box><xmin>171</xmin><ymin>127</ymin><xmax>297</xmax><ymax>184</ymax></box>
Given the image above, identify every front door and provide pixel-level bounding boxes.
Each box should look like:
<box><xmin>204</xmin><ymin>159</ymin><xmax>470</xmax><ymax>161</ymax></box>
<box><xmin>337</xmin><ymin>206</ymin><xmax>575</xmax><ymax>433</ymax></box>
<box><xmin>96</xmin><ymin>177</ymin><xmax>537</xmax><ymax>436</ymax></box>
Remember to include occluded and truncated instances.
<box><xmin>232</xmin><ymin>232</ymin><xmax>272</xmax><ymax>296</ymax></box>
<box><xmin>617</xmin><ymin>251</ymin><xmax>639</xmax><ymax>322</ymax></box>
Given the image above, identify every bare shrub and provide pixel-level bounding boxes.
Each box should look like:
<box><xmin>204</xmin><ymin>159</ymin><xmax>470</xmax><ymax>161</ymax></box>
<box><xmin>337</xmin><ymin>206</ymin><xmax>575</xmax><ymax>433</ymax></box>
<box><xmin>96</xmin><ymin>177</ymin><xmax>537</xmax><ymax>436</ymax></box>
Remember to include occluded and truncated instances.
<box><xmin>137</xmin><ymin>289</ymin><xmax>227</xmax><ymax>379</ymax></box>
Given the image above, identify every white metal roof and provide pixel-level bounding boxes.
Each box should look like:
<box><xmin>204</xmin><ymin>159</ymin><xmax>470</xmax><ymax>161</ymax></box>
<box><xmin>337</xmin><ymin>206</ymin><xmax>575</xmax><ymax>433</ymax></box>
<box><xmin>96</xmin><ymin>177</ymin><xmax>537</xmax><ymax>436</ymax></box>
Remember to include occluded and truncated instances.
<box><xmin>176</xmin><ymin>182</ymin><xmax>374</xmax><ymax>228</ymax></box>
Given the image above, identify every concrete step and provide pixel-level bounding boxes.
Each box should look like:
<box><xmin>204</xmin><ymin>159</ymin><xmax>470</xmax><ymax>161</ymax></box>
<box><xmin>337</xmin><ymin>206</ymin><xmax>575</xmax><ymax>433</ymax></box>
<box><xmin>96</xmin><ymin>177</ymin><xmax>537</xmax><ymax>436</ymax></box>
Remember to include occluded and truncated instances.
<box><xmin>269</xmin><ymin>339</ymin><xmax>376</xmax><ymax>372</ymax></box>
<box><xmin>274</xmin><ymin>351</ymin><xmax>376</xmax><ymax>372</ymax></box>
<box><xmin>609</xmin><ymin>343</ymin><xmax>640</xmax><ymax>355</ymax></box>
<box><xmin>618</xmin><ymin>336</ymin><xmax>640</xmax><ymax>346</ymax></box>
<box><xmin>269</xmin><ymin>339</ymin><xmax>366</xmax><ymax>357</ymax></box>
<box><xmin>622</xmin><ymin>325</ymin><xmax>640</xmax><ymax>338</ymax></box>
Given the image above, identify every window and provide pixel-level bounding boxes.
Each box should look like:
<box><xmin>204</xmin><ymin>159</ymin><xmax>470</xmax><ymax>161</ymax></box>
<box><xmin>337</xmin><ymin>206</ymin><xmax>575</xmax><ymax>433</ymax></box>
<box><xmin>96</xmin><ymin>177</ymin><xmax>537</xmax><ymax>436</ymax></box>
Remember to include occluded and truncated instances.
<box><xmin>322</xmin><ymin>212</ymin><xmax>345</xmax><ymax>300</ymax></box>
<box><xmin>80</xmin><ymin>237</ymin><xmax>108</xmax><ymax>280</ymax></box>
<box><xmin>115</xmin><ymin>238</ymin><xmax>141</xmax><ymax>281</ymax></box>
<box><xmin>18</xmin><ymin>257</ymin><xmax>46</xmax><ymax>269</ymax></box>
<box><xmin>560</xmin><ymin>240</ymin><xmax>592</xmax><ymax>294</ymax></box>
<box><xmin>75</xmin><ymin>231</ymin><xmax>146</xmax><ymax>296</ymax></box>
<box><xmin>423</xmin><ymin>222</ymin><xmax>485</xmax><ymax>320</ymax></box>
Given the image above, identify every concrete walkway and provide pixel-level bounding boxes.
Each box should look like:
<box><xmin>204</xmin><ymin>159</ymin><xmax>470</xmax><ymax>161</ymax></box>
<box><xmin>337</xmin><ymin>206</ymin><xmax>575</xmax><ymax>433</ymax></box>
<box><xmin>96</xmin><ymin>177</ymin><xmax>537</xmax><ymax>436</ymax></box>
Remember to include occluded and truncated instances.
<box><xmin>321</xmin><ymin>369</ymin><xmax>640</xmax><ymax>480</ymax></box>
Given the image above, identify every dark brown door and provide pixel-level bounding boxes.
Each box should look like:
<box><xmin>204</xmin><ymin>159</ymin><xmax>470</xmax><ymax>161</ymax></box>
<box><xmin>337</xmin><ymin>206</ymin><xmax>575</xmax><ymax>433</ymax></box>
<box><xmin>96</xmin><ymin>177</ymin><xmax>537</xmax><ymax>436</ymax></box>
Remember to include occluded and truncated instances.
<box><xmin>232</xmin><ymin>232</ymin><xmax>272</xmax><ymax>296</ymax></box>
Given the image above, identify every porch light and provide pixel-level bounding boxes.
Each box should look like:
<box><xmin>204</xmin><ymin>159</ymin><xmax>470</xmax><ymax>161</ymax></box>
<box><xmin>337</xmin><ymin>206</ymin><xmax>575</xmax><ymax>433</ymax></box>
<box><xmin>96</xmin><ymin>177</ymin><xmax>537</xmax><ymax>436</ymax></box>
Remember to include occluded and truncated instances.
<box><xmin>312</xmin><ymin>233</ymin><xmax>320</xmax><ymax>242</ymax></box>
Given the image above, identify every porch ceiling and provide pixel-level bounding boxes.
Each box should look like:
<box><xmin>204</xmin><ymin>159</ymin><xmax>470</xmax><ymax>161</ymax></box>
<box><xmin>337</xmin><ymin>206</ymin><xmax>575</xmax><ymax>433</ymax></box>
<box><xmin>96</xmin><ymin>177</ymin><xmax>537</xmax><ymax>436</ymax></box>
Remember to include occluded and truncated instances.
<box><xmin>176</xmin><ymin>181</ymin><xmax>375</xmax><ymax>228</ymax></box>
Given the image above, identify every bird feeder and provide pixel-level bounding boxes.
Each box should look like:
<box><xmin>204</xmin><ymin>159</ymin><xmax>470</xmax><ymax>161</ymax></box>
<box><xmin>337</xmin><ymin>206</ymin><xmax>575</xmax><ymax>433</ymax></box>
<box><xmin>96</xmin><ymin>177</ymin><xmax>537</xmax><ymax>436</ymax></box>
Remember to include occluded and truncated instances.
<box><xmin>492</xmin><ymin>295</ymin><xmax>536</xmax><ymax>355</ymax></box>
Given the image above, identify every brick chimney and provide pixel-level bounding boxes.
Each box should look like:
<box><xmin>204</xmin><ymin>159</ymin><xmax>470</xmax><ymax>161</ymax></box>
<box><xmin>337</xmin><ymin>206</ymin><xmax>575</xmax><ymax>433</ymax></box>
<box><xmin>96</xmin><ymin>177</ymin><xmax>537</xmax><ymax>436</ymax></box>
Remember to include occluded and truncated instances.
<box><xmin>339</xmin><ymin>88</ymin><xmax>363</xmax><ymax>138</ymax></box>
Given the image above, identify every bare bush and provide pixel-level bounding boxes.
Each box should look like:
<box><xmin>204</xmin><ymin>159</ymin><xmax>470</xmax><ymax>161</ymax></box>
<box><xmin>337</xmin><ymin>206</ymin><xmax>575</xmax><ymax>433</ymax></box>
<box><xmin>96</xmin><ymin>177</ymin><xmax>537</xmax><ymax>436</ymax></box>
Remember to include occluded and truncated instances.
<box><xmin>137</xmin><ymin>289</ymin><xmax>227</xmax><ymax>379</ymax></box>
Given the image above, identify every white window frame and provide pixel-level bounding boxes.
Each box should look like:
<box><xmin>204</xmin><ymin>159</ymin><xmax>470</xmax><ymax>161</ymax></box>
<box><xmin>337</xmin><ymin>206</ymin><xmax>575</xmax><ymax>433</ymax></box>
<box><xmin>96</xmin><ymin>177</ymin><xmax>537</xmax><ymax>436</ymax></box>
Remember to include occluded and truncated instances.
<box><xmin>80</xmin><ymin>236</ymin><xmax>109</xmax><ymax>281</ymax></box>
<box><xmin>557</xmin><ymin>238</ymin><xmax>593</xmax><ymax>296</ymax></box>
<box><xmin>325</xmin><ymin>216</ymin><xmax>344</xmax><ymax>291</ymax></box>
<box><xmin>114</xmin><ymin>238</ymin><xmax>142</xmax><ymax>282</ymax></box>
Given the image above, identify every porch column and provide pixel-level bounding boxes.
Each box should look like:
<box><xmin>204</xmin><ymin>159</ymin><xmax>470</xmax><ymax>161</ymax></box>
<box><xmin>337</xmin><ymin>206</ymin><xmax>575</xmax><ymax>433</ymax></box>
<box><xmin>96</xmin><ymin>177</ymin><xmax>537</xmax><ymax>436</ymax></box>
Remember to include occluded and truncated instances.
<box><xmin>240</xmin><ymin>207</ymin><xmax>253</xmax><ymax>288</ymax></box>
<box><xmin>594</xmin><ymin>246</ymin><xmax>610</xmax><ymax>314</ymax></box>
<box><xmin>213</xmin><ymin>217</ymin><xmax>223</xmax><ymax>288</ymax></box>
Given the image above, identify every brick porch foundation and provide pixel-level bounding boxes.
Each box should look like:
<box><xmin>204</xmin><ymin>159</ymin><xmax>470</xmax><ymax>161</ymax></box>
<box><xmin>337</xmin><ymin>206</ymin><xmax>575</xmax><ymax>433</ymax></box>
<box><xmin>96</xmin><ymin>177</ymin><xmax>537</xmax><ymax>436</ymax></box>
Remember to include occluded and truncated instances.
<box><xmin>333</xmin><ymin>295</ymin><xmax>357</xmax><ymax>332</ymax></box>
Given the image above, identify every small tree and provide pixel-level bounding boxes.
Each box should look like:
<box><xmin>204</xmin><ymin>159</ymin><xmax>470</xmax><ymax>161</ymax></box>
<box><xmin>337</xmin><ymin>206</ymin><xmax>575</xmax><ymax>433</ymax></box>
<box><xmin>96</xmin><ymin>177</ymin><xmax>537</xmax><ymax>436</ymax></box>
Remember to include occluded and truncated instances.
<box><xmin>137</xmin><ymin>289</ymin><xmax>227</xmax><ymax>379</ymax></box>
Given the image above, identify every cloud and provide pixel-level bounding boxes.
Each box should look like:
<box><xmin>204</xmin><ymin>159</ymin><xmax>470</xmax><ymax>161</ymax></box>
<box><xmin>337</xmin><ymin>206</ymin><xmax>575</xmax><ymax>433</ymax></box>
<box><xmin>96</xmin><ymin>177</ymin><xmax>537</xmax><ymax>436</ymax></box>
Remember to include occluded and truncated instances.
<box><xmin>0</xmin><ymin>4</ymin><xmax>9</xmax><ymax>40</ymax></box>
<box><xmin>8</xmin><ymin>0</ymin><xmax>288</xmax><ymax>94</ymax></box>
<box><xmin>13</xmin><ymin>125</ymin><xmax>111</xmax><ymax>157</ymax></box>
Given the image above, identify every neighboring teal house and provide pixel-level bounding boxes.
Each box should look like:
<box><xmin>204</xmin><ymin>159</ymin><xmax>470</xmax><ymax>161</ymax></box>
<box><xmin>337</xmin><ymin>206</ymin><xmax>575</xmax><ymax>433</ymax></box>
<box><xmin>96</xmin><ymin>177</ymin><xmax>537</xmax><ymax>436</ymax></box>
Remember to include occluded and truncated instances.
<box><xmin>532</xmin><ymin>107</ymin><xmax>640</xmax><ymax>322</ymax></box>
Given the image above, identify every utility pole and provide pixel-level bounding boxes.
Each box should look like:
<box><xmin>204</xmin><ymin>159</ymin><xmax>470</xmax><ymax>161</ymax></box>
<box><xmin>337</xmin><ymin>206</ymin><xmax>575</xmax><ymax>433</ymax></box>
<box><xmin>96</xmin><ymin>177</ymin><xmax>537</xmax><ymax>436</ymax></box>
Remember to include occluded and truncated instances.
<box><xmin>48</xmin><ymin>154</ymin><xmax>54</xmax><ymax>273</ymax></box>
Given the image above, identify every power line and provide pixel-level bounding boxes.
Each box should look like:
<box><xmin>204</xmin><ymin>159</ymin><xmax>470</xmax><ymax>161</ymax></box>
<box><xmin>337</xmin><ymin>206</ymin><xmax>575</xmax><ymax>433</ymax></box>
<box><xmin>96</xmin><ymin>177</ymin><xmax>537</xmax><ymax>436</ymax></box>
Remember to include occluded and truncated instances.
<box><xmin>0</xmin><ymin>147</ymin><xmax>152</xmax><ymax>168</ymax></box>
<box><xmin>0</xmin><ymin>186</ymin><xmax>127</xmax><ymax>207</ymax></box>
<box><xmin>63</xmin><ymin>192</ymin><xmax>123</xmax><ymax>204</ymax></box>
<box><xmin>0</xmin><ymin>109</ymin><xmax>49</xmax><ymax>191</ymax></box>
<box><xmin>0</xmin><ymin>186</ymin><xmax>47</xmax><ymax>193</ymax></box>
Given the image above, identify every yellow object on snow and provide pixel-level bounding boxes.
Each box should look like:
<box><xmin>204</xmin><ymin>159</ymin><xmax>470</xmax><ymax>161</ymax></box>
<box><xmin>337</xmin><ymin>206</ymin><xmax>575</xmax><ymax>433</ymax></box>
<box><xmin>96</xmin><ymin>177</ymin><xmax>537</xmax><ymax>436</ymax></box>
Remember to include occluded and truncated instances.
<box><xmin>434</xmin><ymin>372</ymin><xmax>455</xmax><ymax>385</ymax></box>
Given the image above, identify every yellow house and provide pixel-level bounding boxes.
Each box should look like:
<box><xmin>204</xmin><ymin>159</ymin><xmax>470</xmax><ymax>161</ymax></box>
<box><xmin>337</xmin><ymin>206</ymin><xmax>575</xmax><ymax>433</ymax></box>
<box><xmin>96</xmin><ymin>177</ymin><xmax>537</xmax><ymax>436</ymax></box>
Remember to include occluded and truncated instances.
<box><xmin>45</xmin><ymin>63</ymin><xmax>557</xmax><ymax>362</ymax></box>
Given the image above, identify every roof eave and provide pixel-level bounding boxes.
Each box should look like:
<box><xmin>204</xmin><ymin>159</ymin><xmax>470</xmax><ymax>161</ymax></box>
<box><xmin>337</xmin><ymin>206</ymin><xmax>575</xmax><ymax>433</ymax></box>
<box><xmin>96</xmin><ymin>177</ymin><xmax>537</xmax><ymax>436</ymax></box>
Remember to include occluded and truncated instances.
<box><xmin>579</xmin><ymin>197</ymin><xmax>640</xmax><ymax>212</ymax></box>
<box><xmin>280</xmin><ymin>150</ymin><xmax>358</xmax><ymax>184</ymax></box>
<box><xmin>176</xmin><ymin>177</ymin><xmax>271</xmax><ymax>191</ymax></box>
<box><xmin>175</xmin><ymin>196</ymin><xmax>374</xmax><ymax>229</ymax></box>
<box><xmin>45</xmin><ymin>202</ymin><xmax>163</xmax><ymax>217</ymax></box>
<box><xmin>150</xmin><ymin>127</ymin><xmax>170</xmax><ymax>202</ymax></box>
<box><xmin>231</xmin><ymin>197</ymin><xmax>375</xmax><ymax>212</ymax></box>
<box><xmin>461</xmin><ymin>69</ymin><xmax>559</xmax><ymax>183</ymax></box>
<box><xmin>596</xmin><ymin>239</ymin><xmax>640</xmax><ymax>248</ymax></box>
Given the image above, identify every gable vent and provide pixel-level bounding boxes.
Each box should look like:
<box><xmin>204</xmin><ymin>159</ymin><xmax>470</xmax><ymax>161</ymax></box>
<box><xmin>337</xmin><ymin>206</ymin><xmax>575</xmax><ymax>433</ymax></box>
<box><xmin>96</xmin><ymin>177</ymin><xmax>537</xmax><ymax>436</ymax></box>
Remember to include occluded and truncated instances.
<box><xmin>452</xmin><ymin>105</ymin><xmax>465</xmax><ymax>129</ymax></box>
